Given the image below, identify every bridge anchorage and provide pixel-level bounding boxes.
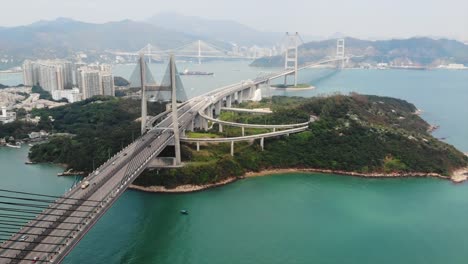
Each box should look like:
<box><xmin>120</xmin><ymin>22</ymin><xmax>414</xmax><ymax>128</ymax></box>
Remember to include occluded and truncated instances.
<box><xmin>0</xmin><ymin>37</ymin><xmax>352</xmax><ymax>263</ymax></box>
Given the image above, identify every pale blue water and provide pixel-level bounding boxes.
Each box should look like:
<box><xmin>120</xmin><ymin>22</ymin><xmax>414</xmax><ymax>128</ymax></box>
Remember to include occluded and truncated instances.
<box><xmin>0</xmin><ymin>72</ymin><xmax>22</xmax><ymax>86</ymax></box>
<box><xmin>1</xmin><ymin>62</ymin><xmax>468</xmax><ymax>263</ymax></box>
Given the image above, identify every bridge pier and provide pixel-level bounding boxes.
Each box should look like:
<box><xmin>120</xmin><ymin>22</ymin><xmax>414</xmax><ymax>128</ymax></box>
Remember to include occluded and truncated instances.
<box><xmin>226</xmin><ymin>95</ymin><xmax>232</xmax><ymax>108</ymax></box>
<box><xmin>188</xmin><ymin>119</ymin><xmax>195</xmax><ymax>132</ymax></box>
<box><xmin>194</xmin><ymin>115</ymin><xmax>202</xmax><ymax>129</ymax></box>
<box><xmin>238</xmin><ymin>90</ymin><xmax>243</xmax><ymax>103</ymax></box>
<box><xmin>241</xmin><ymin>126</ymin><xmax>245</xmax><ymax>136</ymax></box>
<box><xmin>273</xmin><ymin>128</ymin><xmax>276</xmax><ymax>132</ymax></box>
<box><xmin>208</xmin><ymin>106</ymin><xmax>214</xmax><ymax>118</ymax></box>
<box><xmin>215</xmin><ymin>101</ymin><xmax>222</xmax><ymax>116</ymax></box>
<box><xmin>202</xmin><ymin>118</ymin><xmax>209</xmax><ymax>131</ymax></box>
<box><xmin>219</xmin><ymin>123</ymin><xmax>223</xmax><ymax>133</ymax></box>
<box><xmin>196</xmin><ymin>142</ymin><xmax>200</xmax><ymax>151</ymax></box>
<box><xmin>260</xmin><ymin>137</ymin><xmax>264</xmax><ymax>151</ymax></box>
<box><xmin>230</xmin><ymin>141</ymin><xmax>234</xmax><ymax>156</ymax></box>
<box><xmin>243</xmin><ymin>88</ymin><xmax>250</xmax><ymax>100</ymax></box>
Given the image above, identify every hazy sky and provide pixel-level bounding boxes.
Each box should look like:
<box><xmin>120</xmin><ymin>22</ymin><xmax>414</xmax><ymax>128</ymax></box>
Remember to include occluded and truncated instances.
<box><xmin>1</xmin><ymin>0</ymin><xmax>467</xmax><ymax>40</ymax></box>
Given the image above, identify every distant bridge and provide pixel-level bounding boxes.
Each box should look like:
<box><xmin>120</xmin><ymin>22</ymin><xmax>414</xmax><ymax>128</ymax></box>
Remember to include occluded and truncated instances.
<box><xmin>110</xmin><ymin>40</ymin><xmax>258</xmax><ymax>63</ymax></box>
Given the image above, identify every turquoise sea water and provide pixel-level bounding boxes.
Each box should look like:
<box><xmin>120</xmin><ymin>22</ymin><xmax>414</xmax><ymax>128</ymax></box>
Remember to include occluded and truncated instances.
<box><xmin>1</xmin><ymin>62</ymin><xmax>467</xmax><ymax>263</ymax></box>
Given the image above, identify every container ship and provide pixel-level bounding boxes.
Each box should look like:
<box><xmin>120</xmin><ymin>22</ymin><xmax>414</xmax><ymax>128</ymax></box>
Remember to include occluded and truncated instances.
<box><xmin>179</xmin><ymin>69</ymin><xmax>214</xmax><ymax>76</ymax></box>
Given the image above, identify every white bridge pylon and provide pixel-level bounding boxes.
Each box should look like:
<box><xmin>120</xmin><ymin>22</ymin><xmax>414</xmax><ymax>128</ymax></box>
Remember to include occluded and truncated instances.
<box><xmin>282</xmin><ymin>35</ymin><xmax>347</xmax><ymax>86</ymax></box>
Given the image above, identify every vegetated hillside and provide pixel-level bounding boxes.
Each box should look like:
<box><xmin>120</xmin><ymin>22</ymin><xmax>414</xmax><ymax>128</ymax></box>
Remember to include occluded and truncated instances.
<box><xmin>134</xmin><ymin>94</ymin><xmax>468</xmax><ymax>188</ymax></box>
<box><xmin>27</xmin><ymin>97</ymin><xmax>165</xmax><ymax>171</ymax></box>
<box><xmin>251</xmin><ymin>37</ymin><xmax>468</xmax><ymax>67</ymax></box>
<box><xmin>0</xmin><ymin>18</ymin><xmax>195</xmax><ymax>60</ymax></box>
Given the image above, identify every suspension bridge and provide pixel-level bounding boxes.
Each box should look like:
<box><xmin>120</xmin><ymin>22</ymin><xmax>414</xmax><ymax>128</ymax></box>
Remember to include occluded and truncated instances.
<box><xmin>0</xmin><ymin>36</ymin><xmax>349</xmax><ymax>263</ymax></box>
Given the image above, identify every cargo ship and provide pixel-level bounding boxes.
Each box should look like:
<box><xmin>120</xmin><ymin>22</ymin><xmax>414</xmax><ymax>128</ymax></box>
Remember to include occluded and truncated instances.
<box><xmin>179</xmin><ymin>69</ymin><xmax>214</xmax><ymax>76</ymax></box>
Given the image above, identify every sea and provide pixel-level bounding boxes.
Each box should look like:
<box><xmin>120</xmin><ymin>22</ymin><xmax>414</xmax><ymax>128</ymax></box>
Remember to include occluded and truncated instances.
<box><xmin>1</xmin><ymin>61</ymin><xmax>468</xmax><ymax>263</ymax></box>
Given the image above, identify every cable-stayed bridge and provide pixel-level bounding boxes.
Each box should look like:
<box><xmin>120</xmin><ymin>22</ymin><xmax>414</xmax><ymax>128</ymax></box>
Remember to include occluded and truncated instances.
<box><xmin>111</xmin><ymin>40</ymin><xmax>257</xmax><ymax>62</ymax></box>
<box><xmin>0</xmin><ymin>38</ymin><xmax>350</xmax><ymax>263</ymax></box>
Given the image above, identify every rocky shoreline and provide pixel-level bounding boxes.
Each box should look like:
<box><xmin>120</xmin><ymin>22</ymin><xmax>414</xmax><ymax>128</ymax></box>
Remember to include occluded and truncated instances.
<box><xmin>129</xmin><ymin>177</ymin><xmax>238</xmax><ymax>193</ymax></box>
<box><xmin>129</xmin><ymin>167</ymin><xmax>468</xmax><ymax>194</ymax></box>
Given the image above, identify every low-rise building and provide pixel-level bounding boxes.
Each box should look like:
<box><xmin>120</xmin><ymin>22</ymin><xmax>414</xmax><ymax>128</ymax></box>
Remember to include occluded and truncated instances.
<box><xmin>0</xmin><ymin>106</ymin><xmax>16</xmax><ymax>124</ymax></box>
<box><xmin>52</xmin><ymin>88</ymin><xmax>83</xmax><ymax>103</ymax></box>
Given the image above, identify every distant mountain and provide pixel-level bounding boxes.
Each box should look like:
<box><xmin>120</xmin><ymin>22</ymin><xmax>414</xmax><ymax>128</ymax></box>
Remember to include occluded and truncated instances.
<box><xmin>251</xmin><ymin>37</ymin><xmax>468</xmax><ymax>67</ymax></box>
<box><xmin>145</xmin><ymin>12</ymin><xmax>284</xmax><ymax>46</ymax></box>
<box><xmin>0</xmin><ymin>18</ymin><xmax>195</xmax><ymax>60</ymax></box>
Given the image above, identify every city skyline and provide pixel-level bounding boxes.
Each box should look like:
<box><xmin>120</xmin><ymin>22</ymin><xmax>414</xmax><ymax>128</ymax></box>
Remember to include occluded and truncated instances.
<box><xmin>0</xmin><ymin>0</ymin><xmax>467</xmax><ymax>41</ymax></box>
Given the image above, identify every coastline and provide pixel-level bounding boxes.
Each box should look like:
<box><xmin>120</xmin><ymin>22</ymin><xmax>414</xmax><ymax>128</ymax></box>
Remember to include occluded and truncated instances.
<box><xmin>270</xmin><ymin>86</ymin><xmax>315</xmax><ymax>91</ymax></box>
<box><xmin>129</xmin><ymin>177</ymin><xmax>238</xmax><ymax>193</ymax></box>
<box><xmin>129</xmin><ymin>166</ymin><xmax>468</xmax><ymax>194</ymax></box>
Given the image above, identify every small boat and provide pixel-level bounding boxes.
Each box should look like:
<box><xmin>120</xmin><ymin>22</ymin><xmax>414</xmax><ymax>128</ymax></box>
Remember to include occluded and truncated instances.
<box><xmin>25</xmin><ymin>161</ymin><xmax>37</xmax><ymax>165</ymax></box>
<box><xmin>28</xmin><ymin>144</ymin><xmax>34</xmax><ymax>147</ymax></box>
<box><xmin>180</xmin><ymin>210</ymin><xmax>189</xmax><ymax>215</ymax></box>
<box><xmin>6</xmin><ymin>143</ymin><xmax>20</xmax><ymax>149</ymax></box>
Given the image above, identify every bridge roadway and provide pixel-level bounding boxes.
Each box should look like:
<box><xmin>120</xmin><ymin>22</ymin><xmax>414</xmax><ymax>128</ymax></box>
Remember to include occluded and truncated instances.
<box><xmin>0</xmin><ymin>58</ymin><xmax>344</xmax><ymax>263</ymax></box>
<box><xmin>0</xmin><ymin>96</ymin><xmax>210</xmax><ymax>263</ymax></box>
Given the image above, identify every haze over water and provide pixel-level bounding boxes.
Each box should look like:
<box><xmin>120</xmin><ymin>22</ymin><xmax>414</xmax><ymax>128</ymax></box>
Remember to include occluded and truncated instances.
<box><xmin>1</xmin><ymin>61</ymin><xmax>468</xmax><ymax>263</ymax></box>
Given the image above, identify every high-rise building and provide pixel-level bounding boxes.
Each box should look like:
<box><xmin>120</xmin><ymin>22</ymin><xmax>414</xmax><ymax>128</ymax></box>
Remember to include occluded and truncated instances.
<box><xmin>22</xmin><ymin>60</ymin><xmax>74</xmax><ymax>92</ymax></box>
<box><xmin>101</xmin><ymin>73</ymin><xmax>115</xmax><ymax>96</ymax></box>
<box><xmin>23</xmin><ymin>60</ymin><xmax>114</xmax><ymax>101</ymax></box>
<box><xmin>77</xmin><ymin>65</ymin><xmax>114</xmax><ymax>99</ymax></box>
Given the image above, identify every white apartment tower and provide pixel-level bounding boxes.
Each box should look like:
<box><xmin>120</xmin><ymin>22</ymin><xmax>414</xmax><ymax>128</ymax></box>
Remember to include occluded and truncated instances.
<box><xmin>22</xmin><ymin>60</ymin><xmax>74</xmax><ymax>92</ymax></box>
<box><xmin>77</xmin><ymin>65</ymin><xmax>114</xmax><ymax>99</ymax></box>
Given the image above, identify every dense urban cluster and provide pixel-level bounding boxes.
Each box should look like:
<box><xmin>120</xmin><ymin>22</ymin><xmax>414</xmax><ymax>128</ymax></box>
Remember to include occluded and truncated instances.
<box><xmin>23</xmin><ymin>60</ymin><xmax>115</xmax><ymax>103</ymax></box>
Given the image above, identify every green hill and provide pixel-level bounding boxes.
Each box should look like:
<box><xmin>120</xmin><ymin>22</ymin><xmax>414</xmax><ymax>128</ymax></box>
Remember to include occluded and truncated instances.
<box><xmin>135</xmin><ymin>94</ymin><xmax>468</xmax><ymax>188</ymax></box>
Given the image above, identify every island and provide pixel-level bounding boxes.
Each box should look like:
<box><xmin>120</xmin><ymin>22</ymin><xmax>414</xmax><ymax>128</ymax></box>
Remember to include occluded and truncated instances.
<box><xmin>2</xmin><ymin>94</ymin><xmax>466</xmax><ymax>192</ymax></box>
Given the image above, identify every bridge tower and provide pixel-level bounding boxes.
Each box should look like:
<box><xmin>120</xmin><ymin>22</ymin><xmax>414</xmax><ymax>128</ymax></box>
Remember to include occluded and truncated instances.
<box><xmin>170</xmin><ymin>54</ymin><xmax>182</xmax><ymax>165</ymax></box>
<box><xmin>284</xmin><ymin>32</ymin><xmax>299</xmax><ymax>86</ymax></box>
<box><xmin>139</xmin><ymin>53</ymin><xmax>147</xmax><ymax>134</ymax></box>
<box><xmin>336</xmin><ymin>38</ymin><xmax>346</xmax><ymax>68</ymax></box>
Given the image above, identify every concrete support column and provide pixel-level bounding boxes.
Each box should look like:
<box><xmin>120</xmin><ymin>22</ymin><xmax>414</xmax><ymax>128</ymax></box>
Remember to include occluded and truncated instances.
<box><xmin>243</xmin><ymin>88</ymin><xmax>249</xmax><ymax>100</ymax></box>
<box><xmin>219</xmin><ymin>123</ymin><xmax>223</xmax><ymax>133</ymax></box>
<box><xmin>241</xmin><ymin>127</ymin><xmax>245</xmax><ymax>137</ymax></box>
<box><xmin>196</xmin><ymin>142</ymin><xmax>200</xmax><ymax>152</ymax></box>
<box><xmin>215</xmin><ymin>101</ymin><xmax>222</xmax><ymax>116</ymax></box>
<box><xmin>230</xmin><ymin>141</ymin><xmax>234</xmax><ymax>156</ymax></box>
<box><xmin>238</xmin><ymin>90</ymin><xmax>243</xmax><ymax>103</ymax></box>
<box><xmin>226</xmin><ymin>95</ymin><xmax>232</xmax><ymax>108</ymax></box>
<box><xmin>273</xmin><ymin>128</ymin><xmax>276</xmax><ymax>132</ymax></box>
<box><xmin>260</xmin><ymin>137</ymin><xmax>264</xmax><ymax>151</ymax></box>
<box><xmin>202</xmin><ymin>118</ymin><xmax>208</xmax><ymax>131</ymax></box>
<box><xmin>194</xmin><ymin>115</ymin><xmax>201</xmax><ymax>129</ymax></box>
<box><xmin>188</xmin><ymin>119</ymin><xmax>194</xmax><ymax>131</ymax></box>
<box><xmin>250</xmin><ymin>86</ymin><xmax>254</xmax><ymax>100</ymax></box>
<box><xmin>208</xmin><ymin>106</ymin><xmax>214</xmax><ymax>118</ymax></box>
